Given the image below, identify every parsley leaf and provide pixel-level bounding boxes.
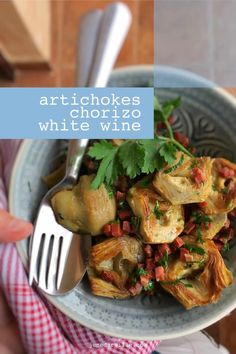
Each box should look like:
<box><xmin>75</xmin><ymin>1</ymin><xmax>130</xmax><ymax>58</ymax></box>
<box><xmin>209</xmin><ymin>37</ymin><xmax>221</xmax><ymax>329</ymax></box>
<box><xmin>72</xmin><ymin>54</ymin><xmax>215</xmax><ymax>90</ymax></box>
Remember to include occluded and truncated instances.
<box><xmin>88</xmin><ymin>140</ymin><xmax>115</xmax><ymax>159</ymax></box>
<box><xmin>131</xmin><ymin>267</ymin><xmax>147</xmax><ymax>283</ymax></box>
<box><xmin>196</xmin><ymin>226</ymin><xmax>203</xmax><ymax>243</ymax></box>
<box><xmin>192</xmin><ymin>211</ymin><xmax>212</xmax><ymax>225</ymax></box>
<box><xmin>191</xmin><ymin>211</ymin><xmax>212</xmax><ymax>243</ymax></box>
<box><xmin>139</xmin><ymin>139</ymin><xmax>165</xmax><ymax>173</ymax></box>
<box><xmin>153</xmin><ymin>201</ymin><xmax>164</xmax><ymax>220</ymax></box>
<box><xmin>158</xmin><ymin>250</ymin><xmax>169</xmax><ymax>269</ymax></box>
<box><xmin>162</xmin><ymin>97</ymin><xmax>181</xmax><ymax>120</ymax></box>
<box><xmin>144</xmin><ymin>279</ymin><xmax>155</xmax><ymax>291</ymax></box>
<box><xmin>87</xmin><ymin>97</ymin><xmax>194</xmax><ymax>189</ymax></box>
<box><xmin>118</xmin><ymin>141</ymin><xmax>144</xmax><ymax>179</ymax></box>
<box><xmin>154</xmin><ymin>96</ymin><xmax>181</xmax><ymax>122</ymax></box>
<box><xmin>184</xmin><ymin>243</ymin><xmax>205</xmax><ymax>255</ymax></box>
<box><xmin>90</xmin><ymin>148</ymin><xmax>118</xmax><ymax>188</ymax></box>
<box><xmin>159</xmin><ymin>143</ymin><xmax>177</xmax><ymax>165</ymax></box>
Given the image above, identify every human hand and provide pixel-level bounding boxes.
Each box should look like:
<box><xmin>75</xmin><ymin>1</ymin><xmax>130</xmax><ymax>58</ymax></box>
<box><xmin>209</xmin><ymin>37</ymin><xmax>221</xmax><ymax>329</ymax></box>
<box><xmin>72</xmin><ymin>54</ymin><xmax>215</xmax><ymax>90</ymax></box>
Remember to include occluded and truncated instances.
<box><xmin>0</xmin><ymin>210</ymin><xmax>32</xmax><ymax>354</ymax></box>
<box><xmin>0</xmin><ymin>209</ymin><xmax>32</xmax><ymax>243</ymax></box>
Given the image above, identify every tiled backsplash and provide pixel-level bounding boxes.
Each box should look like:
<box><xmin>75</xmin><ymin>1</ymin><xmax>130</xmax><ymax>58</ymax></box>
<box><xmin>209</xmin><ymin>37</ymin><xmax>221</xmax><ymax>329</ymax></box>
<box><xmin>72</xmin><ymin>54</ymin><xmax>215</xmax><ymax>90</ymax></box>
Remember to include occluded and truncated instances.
<box><xmin>156</xmin><ymin>0</ymin><xmax>236</xmax><ymax>86</ymax></box>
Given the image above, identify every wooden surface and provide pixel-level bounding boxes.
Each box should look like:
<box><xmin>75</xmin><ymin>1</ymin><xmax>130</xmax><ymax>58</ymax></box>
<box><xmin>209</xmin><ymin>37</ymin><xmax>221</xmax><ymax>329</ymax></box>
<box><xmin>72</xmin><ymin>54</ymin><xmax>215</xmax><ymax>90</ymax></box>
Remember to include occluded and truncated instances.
<box><xmin>0</xmin><ymin>0</ymin><xmax>153</xmax><ymax>86</ymax></box>
<box><xmin>0</xmin><ymin>1</ymin><xmax>235</xmax><ymax>352</ymax></box>
<box><xmin>0</xmin><ymin>0</ymin><xmax>51</xmax><ymax>67</ymax></box>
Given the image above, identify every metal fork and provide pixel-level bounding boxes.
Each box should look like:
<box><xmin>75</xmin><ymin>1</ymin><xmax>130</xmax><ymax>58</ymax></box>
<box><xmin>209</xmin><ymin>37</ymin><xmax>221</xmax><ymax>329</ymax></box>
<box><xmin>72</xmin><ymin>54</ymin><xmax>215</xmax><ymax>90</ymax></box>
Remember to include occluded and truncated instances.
<box><xmin>28</xmin><ymin>2</ymin><xmax>132</xmax><ymax>295</ymax></box>
<box><xmin>29</xmin><ymin>139</ymin><xmax>90</xmax><ymax>294</ymax></box>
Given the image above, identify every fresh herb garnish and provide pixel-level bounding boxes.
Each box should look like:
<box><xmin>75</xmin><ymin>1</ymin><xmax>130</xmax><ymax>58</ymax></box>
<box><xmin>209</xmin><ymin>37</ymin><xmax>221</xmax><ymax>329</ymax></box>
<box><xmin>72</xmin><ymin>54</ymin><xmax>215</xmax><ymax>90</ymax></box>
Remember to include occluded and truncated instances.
<box><xmin>153</xmin><ymin>201</ymin><xmax>164</xmax><ymax>220</ymax></box>
<box><xmin>158</xmin><ymin>250</ymin><xmax>169</xmax><ymax>269</ymax></box>
<box><xmin>131</xmin><ymin>267</ymin><xmax>147</xmax><ymax>283</ymax></box>
<box><xmin>196</xmin><ymin>225</ymin><xmax>203</xmax><ymax>243</ymax></box>
<box><xmin>144</xmin><ymin>279</ymin><xmax>155</xmax><ymax>291</ymax></box>
<box><xmin>184</xmin><ymin>283</ymin><xmax>194</xmax><ymax>288</ymax></box>
<box><xmin>191</xmin><ymin>211</ymin><xmax>212</xmax><ymax>243</ymax></box>
<box><xmin>184</xmin><ymin>260</ymin><xmax>205</xmax><ymax>268</ymax></box>
<box><xmin>184</xmin><ymin>244</ymin><xmax>205</xmax><ymax>255</ymax></box>
<box><xmin>164</xmin><ymin>154</ymin><xmax>184</xmax><ymax>174</ymax></box>
<box><xmin>191</xmin><ymin>211</ymin><xmax>212</xmax><ymax>225</ymax></box>
<box><xmin>88</xmin><ymin>98</ymin><xmax>193</xmax><ymax>189</ymax></box>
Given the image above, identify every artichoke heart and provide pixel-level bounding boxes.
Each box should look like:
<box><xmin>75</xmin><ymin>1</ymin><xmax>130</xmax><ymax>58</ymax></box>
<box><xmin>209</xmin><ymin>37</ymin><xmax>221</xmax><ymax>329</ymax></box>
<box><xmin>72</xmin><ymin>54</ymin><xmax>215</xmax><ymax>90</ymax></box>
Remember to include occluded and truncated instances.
<box><xmin>153</xmin><ymin>153</ymin><xmax>212</xmax><ymax>205</ymax></box>
<box><xmin>88</xmin><ymin>235</ymin><xmax>144</xmax><ymax>299</ymax></box>
<box><xmin>161</xmin><ymin>235</ymin><xmax>233</xmax><ymax>309</ymax></box>
<box><xmin>202</xmin><ymin>158</ymin><xmax>236</xmax><ymax>215</ymax></box>
<box><xmin>193</xmin><ymin>213</ymin><xmax>227</xmax><ymax>240</ymax></box>
<box><xmin>51</xmin><ymin>174</ymin><xmax>116</xmax><ymax>235</ymax></box>
<box><xmin>127</xmin><ymin>182</ymin><xmax>184</xmax><ymax>243</ymax></box>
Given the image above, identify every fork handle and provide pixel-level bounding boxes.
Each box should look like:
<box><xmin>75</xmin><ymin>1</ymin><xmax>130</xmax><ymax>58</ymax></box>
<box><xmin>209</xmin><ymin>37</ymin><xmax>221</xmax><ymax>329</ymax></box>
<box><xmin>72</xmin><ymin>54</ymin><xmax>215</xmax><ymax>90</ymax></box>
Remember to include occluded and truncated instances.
<box><xmin>65</xmin><ymin>139</ymin><xmax>89</xmax><ymax>182</ymax></box>
<box><xmin>88</xmin><ymin>3</ymin><xmax>131</xmax><ymax>87</ymax></box>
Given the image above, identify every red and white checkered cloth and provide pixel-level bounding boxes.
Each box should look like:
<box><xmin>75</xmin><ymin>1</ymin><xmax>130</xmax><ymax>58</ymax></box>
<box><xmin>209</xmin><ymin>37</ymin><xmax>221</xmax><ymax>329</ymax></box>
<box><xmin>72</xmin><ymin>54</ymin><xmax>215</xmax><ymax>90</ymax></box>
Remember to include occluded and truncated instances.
<box><xmin>0</xmin><ymin>140</ymin><xmax>160</xmax><ymax>354</ymax></box>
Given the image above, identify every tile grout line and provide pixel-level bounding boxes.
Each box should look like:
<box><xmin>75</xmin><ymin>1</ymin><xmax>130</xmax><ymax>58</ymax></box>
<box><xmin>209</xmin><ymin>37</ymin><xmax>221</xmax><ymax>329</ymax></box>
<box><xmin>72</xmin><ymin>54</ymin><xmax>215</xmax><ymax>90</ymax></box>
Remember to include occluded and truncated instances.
<box><xmin>55</xmin><ymin>0</ymin><xmax>64</xmax><ymax>87</ymax></box>
<box><xmin>207</xmin><ymin>0</ymin><xmax>215</xmax><ymax>82</ymax></box>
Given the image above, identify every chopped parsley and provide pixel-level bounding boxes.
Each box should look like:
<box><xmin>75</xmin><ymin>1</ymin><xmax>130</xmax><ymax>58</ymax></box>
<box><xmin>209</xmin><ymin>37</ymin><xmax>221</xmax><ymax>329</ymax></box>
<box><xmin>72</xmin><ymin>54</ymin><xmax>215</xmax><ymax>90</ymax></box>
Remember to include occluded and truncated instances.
<box><xmin>184</xmin><ymin>259</ymin><xmax>205</xmax><ymax>268</ymax></box>
<box><xmin>191</xmin><ymin>211</ymin><xmax>212</xmax><ymax>225</ymax></box>
<box><xmin>131</xmin><ymin>267</ymin><xmax>147</xmax><ymax>284</ymax></box>
<box><xmin>184</xmin><ymin>244</ymin><xmax>205</xmax><ymax>255</ymax></box>
<box><xmin>153</xmin><ymin>201</ymin><xmax>164</xmax><ymax>220</ymax></box>
<box><xmin>158</xmin><ymin>250</ymin><xmax>169</xmax><ymax>269</ymax></box>
<box><xmin>144</xmin><ymin>279</ymin><xmax>155</xmax><ymax>291</ymax></box>
<box><xmin>196</xmin><ymin>225</ymin><xmax>203</xmax><ymax>243</ymax></box>
<box><xmin>191</xmin><ymin>211</ymin><xmax>212</xmax><ymax>243</ymax></box>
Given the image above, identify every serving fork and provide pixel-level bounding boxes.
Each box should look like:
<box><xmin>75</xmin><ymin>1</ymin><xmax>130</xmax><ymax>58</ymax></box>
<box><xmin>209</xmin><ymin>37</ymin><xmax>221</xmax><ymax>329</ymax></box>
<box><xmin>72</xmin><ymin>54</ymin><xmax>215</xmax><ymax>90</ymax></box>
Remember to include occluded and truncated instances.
<box><xmin>28</xmin><ymin>2</ymin><xmax>131</xmax><ymax>295</ymax></box>
<box><xmin>29</xmin><ymin>139</ymin><xmax>90</xmax><ymax>294</ymax></box>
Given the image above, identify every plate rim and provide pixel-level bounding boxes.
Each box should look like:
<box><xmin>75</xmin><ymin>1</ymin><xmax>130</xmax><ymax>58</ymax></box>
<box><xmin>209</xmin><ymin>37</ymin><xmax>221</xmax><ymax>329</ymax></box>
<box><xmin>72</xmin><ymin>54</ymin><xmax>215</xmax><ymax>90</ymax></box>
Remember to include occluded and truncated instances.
<box><xmin>9</xmin><ymin>64</ymin><xmax>236</xmax><ymax>340</ymax></box>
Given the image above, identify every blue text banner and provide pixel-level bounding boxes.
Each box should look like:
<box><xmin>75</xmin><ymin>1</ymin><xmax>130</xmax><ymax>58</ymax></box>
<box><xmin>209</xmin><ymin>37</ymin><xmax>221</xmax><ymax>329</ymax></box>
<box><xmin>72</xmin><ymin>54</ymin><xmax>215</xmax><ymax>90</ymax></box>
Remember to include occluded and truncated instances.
<box><xmin>0</xmin><ymin>88</ymin><xmax>154</xmax><ymax>139</ymax></box>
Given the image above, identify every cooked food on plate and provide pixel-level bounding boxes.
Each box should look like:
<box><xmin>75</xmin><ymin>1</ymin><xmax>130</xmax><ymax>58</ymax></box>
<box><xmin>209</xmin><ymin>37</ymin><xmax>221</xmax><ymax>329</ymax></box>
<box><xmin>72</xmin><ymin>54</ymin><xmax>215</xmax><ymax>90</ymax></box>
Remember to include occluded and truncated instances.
<box><xmin>45</xmin><ymin>96</ymin><xmax>235</xmax><ymax>309</ymax></box>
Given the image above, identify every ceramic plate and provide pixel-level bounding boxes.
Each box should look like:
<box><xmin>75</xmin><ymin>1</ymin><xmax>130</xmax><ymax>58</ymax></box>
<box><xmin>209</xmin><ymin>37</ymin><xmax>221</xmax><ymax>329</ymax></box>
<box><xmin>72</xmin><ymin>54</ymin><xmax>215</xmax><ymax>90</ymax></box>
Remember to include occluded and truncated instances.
<box><xmin>9</xmin><ymin>66</ymin><xmax>236</xmax><ymax>340</ymax></box>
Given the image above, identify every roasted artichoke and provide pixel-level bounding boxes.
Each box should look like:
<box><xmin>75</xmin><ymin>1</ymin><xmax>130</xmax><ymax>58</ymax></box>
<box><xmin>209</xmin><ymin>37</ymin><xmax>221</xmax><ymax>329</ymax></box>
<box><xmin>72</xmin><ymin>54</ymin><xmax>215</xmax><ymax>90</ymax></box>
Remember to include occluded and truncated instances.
<box><xmin>51</xmin><ymin>174</ymin><xmax>116</xmax><ymax>235</ymax></box>
<box><xmin>202</xmin><ymin>158</ymin><xmax>236</xmax><ymax>215</ymax></box>
<box><xmin>153</xmin><ymin>153</ymin><xmax>212</xmax><ymax>205</ymax></box>
<box><xmin>161</xmin><ymin>235</ymin><xmax>233</xmax><ymax>309</ymax></box>
<box><xmin>127</xmin><ymin>182</ymin><xmax>184</xmax><ymax>243</ymax></box>
<box><xmin>88</xmin><ymin>235</ymin><xmax>144</xmax><ymax>299</ymax></box>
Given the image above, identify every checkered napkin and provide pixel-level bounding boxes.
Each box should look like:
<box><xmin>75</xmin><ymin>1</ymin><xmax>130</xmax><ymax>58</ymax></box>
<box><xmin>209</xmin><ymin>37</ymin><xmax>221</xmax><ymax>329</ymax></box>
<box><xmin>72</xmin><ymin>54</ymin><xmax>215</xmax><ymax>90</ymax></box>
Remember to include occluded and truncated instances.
<box><xmin>0</xmin><ymin>140</ymin><xmax>160</xmax><ymax>354</ymax></box>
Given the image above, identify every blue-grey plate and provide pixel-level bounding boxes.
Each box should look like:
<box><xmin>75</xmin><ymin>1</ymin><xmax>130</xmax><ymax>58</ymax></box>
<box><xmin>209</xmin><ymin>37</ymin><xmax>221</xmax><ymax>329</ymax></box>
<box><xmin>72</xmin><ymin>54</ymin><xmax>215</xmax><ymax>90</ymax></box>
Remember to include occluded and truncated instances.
<box><xmin>9</xmin><ymin>66</ymin><xmax>236</xmax><ymax>340</ymax></box>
